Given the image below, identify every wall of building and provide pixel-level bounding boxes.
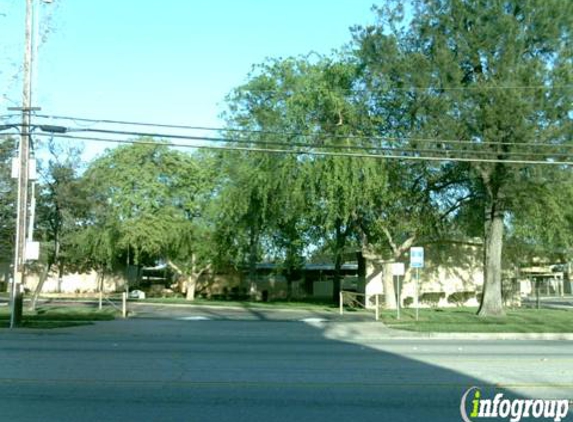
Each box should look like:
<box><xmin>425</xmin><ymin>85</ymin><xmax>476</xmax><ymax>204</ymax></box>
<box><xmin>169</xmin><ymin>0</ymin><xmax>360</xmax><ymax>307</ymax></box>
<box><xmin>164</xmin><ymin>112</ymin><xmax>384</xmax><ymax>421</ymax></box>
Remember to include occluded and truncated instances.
<box><xmin>362</xmin><ymin>242</ymin><xmax>485</xmax><ymax>308</ymax></box>
<box><xmin>22</xmin><ymin>270</ymin><xmax>127</xmax><ymax>294</ymax></box>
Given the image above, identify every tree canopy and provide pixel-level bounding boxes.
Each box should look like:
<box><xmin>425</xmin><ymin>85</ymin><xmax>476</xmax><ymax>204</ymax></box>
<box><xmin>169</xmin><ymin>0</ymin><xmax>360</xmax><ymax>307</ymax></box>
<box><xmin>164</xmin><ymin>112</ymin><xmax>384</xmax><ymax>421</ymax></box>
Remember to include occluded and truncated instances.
<box><xmin>20</xmin><ymin>1</ymin><xmax>573</xmax><ymax>312</ymax></box>
<box><xmin>351</xmin><ymin>0</ymin><xmax>573</xmax><ymax>315</ymax></box>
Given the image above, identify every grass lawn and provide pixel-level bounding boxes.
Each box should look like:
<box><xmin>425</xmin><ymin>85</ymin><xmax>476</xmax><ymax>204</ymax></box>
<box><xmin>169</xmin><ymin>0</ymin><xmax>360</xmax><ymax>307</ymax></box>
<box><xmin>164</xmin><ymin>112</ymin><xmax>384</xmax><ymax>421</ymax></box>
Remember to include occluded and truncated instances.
<box><xmin>0</xmin><ymin>305</ymin><xmax>117</xmax><ymax>329</ymax></box>
<box><xmin>138</xmin><ymin>297</ymin><xmax>339</xmax><ymax>312</ymax></box>
<box><xmin>381</xmin><ymin>307</ymin><xmax>573</xmax><ymax>333</ymax></box>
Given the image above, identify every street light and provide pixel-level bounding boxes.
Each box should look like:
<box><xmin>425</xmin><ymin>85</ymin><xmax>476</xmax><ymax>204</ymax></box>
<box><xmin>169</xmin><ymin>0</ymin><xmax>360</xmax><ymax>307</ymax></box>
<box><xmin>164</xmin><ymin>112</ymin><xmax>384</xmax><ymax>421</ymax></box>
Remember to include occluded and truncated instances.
<box><xmin>0</xmin><ymin>123</ymin><xmax>67</xmax><ymax>134</ymax></box>
<box><xmin>38</xmin><ymin>124</ymin><xmax>68</xmax><ymax>134</ymax></box>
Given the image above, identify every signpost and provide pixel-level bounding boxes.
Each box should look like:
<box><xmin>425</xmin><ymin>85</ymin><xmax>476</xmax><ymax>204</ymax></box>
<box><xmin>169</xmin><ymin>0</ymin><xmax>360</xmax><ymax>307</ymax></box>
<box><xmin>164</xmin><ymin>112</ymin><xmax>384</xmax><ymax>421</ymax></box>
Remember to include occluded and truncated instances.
<box><xmin>391</xmin><ymin>262</ymin><xmax>405</xmax><ymax>320</ymax></box>
<box><xmin>409</xmin><ymin>247</ymin><xmax>424</xmax><ymax>321</ymax></box>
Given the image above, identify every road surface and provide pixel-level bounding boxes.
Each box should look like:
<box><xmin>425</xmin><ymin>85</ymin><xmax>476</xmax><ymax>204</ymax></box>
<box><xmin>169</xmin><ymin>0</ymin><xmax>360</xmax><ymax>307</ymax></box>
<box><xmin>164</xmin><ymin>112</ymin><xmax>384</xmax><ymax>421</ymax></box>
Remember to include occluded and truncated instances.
<box><xmin>1</xmin><ymin>318</ymin><xmax>571</xmax><ymax>422</ymax></box>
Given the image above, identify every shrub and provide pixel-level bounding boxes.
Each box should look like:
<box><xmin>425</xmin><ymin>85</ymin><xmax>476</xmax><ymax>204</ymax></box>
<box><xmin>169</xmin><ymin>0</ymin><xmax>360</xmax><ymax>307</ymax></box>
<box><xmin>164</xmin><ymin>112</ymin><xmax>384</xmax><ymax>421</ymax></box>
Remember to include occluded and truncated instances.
<box><xmin>447</xmin><ymin>291</ymin><xmax>476</xmax><ymax>306</ymax></box>
<box><xmin>419</xmin><ymin>292</ymin><xmax>446</xmax><ymax>307</ymax></box>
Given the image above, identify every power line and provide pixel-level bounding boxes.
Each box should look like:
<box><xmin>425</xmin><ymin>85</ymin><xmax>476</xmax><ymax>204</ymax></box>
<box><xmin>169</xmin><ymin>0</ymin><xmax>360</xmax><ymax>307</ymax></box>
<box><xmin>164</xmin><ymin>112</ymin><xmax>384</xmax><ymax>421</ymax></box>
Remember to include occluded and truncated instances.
<box><xmin>237</xmin><ymin>84</ymin><xmax>573</xmax><ymax>94</ymax></box>
<box><xmin>33</xmin><ymin>114</ymin><xmax>573</xmax><ymax>150</ymax></box>
<box><xmin>58</xmin><ymin>127</ymin><xmax>573</xmax><ymax>160</ymax></box>
<box><xmin>0</xmin><ymin>114</ymin><xmax>19</xmax><ymax>121</ymax></box>
<box><xmin>36</xmin><ymin>133</ymin><xmax>573</xmax><ymax>166</ymax></box>
<box><xmin>228</xmin><ymin>83</ymin><xmax>573</xmax><ymax>95</ymax></box>
<box><xmin>376</xmin><ymin>84</ymin><xmax>573</xmax><ymax>91</ymax></box>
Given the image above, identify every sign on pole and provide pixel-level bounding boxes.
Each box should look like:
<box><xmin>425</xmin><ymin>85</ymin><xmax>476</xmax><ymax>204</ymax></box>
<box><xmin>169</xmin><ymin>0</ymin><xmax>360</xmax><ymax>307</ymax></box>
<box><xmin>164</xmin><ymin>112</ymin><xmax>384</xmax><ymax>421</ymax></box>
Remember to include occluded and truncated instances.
<box><xmin>410</xmin><ymin>247</ymin><xmax>424</xmax><ymax>322</ymax></box>
<box><xmin>410</xmin><ymin>247</ymin><xmax>424</xmax><ymax>268</ymax></box>
<box><xmin>391</xmin><ymin>262</ymin><xmax>405</xmax><ymax>276</ymax></box>
<box><xmin>25</xmin><ymin>241</ymin><xmax>40</xmax><ymax>261</ymax></box>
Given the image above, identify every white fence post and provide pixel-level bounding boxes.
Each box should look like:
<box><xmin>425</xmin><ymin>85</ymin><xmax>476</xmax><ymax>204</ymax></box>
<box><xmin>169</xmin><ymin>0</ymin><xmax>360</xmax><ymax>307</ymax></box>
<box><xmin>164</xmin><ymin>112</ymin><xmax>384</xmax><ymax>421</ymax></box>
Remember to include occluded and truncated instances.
<box><xmin>122</xmin><ymin>292</ymin><xmax>127</xmax><ymax>318</ymax></box>
<box><xmin>375</xmin><ymin>294</ymin><xmax>380</xmax><ymax>321</ymax></box>
<box><xmin>339</xmin><ymin>291</ymin><xmax>344</xmax><ymax>316</ymax></box>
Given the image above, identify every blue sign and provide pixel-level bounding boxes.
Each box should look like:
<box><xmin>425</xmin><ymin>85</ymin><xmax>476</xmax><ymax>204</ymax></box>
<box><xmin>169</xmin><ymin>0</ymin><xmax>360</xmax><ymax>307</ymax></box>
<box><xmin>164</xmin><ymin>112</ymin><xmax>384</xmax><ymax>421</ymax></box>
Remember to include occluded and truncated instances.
<box><xmin>410</xmin><ymin>247</ymin><xmax>424</xmax><ymax>268</ymax></box>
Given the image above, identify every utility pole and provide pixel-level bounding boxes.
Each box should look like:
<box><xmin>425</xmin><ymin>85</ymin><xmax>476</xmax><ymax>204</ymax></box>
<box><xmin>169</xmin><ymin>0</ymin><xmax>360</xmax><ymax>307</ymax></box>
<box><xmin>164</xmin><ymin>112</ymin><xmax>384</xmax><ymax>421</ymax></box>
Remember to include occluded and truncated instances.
<box><xmin>10</xmin><ymin>0</ymin><xmax>34</xmax><ymax>329</ymax></box>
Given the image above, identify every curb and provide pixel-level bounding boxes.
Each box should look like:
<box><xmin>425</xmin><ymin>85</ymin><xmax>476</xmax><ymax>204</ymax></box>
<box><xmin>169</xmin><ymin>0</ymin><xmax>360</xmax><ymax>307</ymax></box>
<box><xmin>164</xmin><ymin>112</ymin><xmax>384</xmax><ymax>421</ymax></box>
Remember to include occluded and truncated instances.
<box><xmin>321</xmin><ymin>322</ymin><xmax>573</xmax><ymax>341</ymax></box>
<box><xmin>386</xmin><ymin>332</ymin><xmax>573</xmax><ymax>341</ymax></box>
<box><xmin>418</xmin><ymin>332</ymin><xmax>573</xmax><ymax>340</ymax></box>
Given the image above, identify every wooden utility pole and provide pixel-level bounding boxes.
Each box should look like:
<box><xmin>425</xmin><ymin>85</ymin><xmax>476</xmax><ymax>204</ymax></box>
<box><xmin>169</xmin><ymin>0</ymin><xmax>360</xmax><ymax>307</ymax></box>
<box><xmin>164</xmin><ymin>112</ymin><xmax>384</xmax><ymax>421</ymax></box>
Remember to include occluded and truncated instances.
<box><xmin>10</xmin><ymin>0</ymin><xmax>34</xmax><ymax>329</ymax></box>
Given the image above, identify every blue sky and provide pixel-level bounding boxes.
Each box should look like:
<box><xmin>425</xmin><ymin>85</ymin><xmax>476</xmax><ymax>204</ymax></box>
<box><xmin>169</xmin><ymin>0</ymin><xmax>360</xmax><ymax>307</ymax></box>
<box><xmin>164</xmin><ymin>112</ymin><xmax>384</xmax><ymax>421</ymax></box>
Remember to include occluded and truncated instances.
<box><xmin>1</xmin><ymin>0</ymin><xmax>377</xmax><ymax>158</ymax></box>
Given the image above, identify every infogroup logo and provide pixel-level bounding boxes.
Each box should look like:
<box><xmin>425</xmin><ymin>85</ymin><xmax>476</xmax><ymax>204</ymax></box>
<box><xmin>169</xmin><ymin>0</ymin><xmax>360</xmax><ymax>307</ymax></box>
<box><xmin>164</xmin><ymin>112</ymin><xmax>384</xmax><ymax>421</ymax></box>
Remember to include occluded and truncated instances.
<box><xmin>460</xmin><ymin>387</ymin><xmax>570</xmax><ymax>422</ymax></box>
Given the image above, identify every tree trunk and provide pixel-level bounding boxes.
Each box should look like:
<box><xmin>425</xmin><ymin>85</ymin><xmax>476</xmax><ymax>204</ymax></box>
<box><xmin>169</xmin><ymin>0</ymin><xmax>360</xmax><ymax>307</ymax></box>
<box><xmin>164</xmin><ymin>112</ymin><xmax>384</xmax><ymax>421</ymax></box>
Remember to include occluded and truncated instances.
<box><xmin>247</xmin><ymin>224</ymin><xmax>259</xmax><ymax>299</ymax></box>
<box><xmin>285</xmin><ymin>268</ymin><xmax>294</xmax><ymax>301</ymax></box>
<box><xmin>382</xmin><ymin>262</ymin><xmax>397</xmax><ymax>310</ymax></box>
<box><xmin>361</xmin><ymin>252</ymin><xmax>396</xmax><ymax>310</ymax></box>
<box><xmin>30</xmin><ymin>241</ymin><xmax>59</xmax><ymax>311</ymax></box>
<box><xmin>166</xmin><ymin>258</ymin><xmax>210</xmax><ymax>302</ymax></box>
<box><xmin>478</xmin><ymin>203</ymin><xmax>505</xmax><ymax>317</ymax></box>
<box><xmin>29</xmin><ymin>262</ymin><xmax>51</xmax><ymax>311</ymax></box>
<box><xmin>332</xmin><ymin>221</ymin><xmax>346</xmax><ymax>305</ymax></box>
<box><xmin>186</xmin><ymin>275</ymin><xmax>197</xmax><ymax>301</ymax></box>
<box><xmin>98</xmin><ymin>268</ymin><xmax>106</xmax><ymax>300</ymax></box>
<box><xmin>333</xmin><ymin>251</ymin><xmax>342</xmax><ymax>305</ymax></box>
<box><xmin>356</xmin><ymin>251</ymin><xmax>366</xmax><ymax>293</ymax></box>
<box><xmin>376</xmin><ymin>228</ymin><xmax>415</xmax><ymax>310</ymax></box>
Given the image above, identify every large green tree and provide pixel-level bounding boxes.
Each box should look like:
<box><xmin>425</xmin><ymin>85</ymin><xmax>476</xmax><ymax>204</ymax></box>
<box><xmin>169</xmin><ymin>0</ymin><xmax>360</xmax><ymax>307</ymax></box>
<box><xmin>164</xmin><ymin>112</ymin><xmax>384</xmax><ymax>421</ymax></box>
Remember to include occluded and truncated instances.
<box><xmin>30</xmin><ymin>140</ymin><xmax>87</xmax><ymax>310</ymax></box>
<box><xmin>505</xmin><ymin>168</ymin><xmax>573</xmax><ymax>266</ymax></box>
<box><xmin>217</xmin><ymin>59</ymin><xmax>314</xmax><ymax>297</ymax></box>
<box><xmin>77</xmin><ymin>141</ymin><xmax>215</xmax><ymax>299</ymax></box>
<box><xmin>353</xmin><ymin>0</ymin><xmax>573</xmax><ymax>316</ymax></box>
<box><xmin>222</xmin><ymin>57</ymin><xmax>388</xmax><ymax>303</ymax></box>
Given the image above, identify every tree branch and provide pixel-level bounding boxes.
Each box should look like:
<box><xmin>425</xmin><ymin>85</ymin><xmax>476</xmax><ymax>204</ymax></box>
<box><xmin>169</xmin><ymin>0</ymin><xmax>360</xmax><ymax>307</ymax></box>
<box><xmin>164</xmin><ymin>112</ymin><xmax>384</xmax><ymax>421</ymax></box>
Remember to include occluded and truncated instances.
<box><xmin>166</xmin><ymin>258</ymin><xmax>184</xmax><ymax>276</ymax></box>
<box><xmin>439</xmin><ymin>194</ymin><xmax>473</xmax><ymax>220</ymax></box>
<box><xmin>381</xmin><ymin>226</ymin><xmax>399</xmax><ymax>256</ymax></box>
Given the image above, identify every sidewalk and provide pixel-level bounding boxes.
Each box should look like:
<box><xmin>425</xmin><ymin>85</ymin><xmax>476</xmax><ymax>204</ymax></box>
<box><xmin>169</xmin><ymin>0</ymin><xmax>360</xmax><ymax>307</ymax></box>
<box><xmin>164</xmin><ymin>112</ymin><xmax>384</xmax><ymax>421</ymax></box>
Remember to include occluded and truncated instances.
<box><xmin>318</xmin><ymin>320</ymin><xmax>573</xmax><ymax>342</ymax></box>
<box><xmin>129</xmin><ymin>301</ymin><xmax>573</xmax><ymax>341</ymax></box>
<box><xmin>4</xmin><ymin>298</ymin><xmax>572</xmax><ymax>340</ymax></box>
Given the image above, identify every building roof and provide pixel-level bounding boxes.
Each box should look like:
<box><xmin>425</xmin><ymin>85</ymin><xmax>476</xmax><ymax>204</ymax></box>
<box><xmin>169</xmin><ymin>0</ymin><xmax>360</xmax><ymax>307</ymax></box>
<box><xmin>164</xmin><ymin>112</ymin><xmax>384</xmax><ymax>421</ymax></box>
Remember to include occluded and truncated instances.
<box><xmin>255</xmin><ymin>262</ymin><xmax>358</xmax><ymax>271</ymax></box>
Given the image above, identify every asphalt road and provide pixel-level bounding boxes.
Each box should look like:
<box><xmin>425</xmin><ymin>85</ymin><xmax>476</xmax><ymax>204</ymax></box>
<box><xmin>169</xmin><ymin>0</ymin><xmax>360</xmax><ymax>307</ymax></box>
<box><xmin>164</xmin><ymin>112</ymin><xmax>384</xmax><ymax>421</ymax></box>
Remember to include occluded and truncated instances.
<box><xmin>1</xmin><ymin>318</ymin><xmax>572</xmax><ymax>422</ymax></box>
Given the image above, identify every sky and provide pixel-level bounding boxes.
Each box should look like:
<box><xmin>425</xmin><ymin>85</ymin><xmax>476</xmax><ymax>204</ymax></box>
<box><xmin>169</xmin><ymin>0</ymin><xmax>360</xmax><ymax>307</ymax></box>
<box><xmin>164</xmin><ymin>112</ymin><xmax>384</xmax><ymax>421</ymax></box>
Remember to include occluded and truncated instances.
<box><xmin>1</xmin><ymin>0</ymin><xmax>378</xmax><ymax>159</ymax></box>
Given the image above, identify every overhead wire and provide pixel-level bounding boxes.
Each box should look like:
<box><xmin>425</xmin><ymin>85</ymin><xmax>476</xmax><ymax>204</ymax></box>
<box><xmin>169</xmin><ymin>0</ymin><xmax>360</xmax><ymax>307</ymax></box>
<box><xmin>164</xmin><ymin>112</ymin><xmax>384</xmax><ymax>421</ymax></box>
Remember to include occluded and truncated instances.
<box><xmin>35</xmin><ymin>133</ymin><xmax>573</xmax><ymax>166</ymax></box>
<box><xmin>55</xmin><ymin>127</ymin><xmax>573</xmax><ymax>160</ymax></box>
<box><xmin>234</xmin><ymin>84</ymin><xmax>573</xmax><ymax>95</ymax></box>
<box><xmin>35</xmin><ymin>114</ymin><xmax>573</xmax><ymax>150</ymax></box>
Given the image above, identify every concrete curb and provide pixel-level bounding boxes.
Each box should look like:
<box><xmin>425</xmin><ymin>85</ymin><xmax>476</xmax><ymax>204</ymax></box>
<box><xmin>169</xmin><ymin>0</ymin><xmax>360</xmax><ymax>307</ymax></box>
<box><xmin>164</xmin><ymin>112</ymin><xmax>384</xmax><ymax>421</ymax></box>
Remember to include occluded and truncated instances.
<box><xmin>385</xmin><ymin>332</ymin><xmax>573</xmax><ymax>341</ymax></box>
<box><xmin>413</xmin><ymin>332</ymin><xmax>573</xmax><ymax>341</ymax></box>
<box><xmin>322</xmin><ymin>322</ymin><xmax>573</xmax><ymax>341</ymax></box>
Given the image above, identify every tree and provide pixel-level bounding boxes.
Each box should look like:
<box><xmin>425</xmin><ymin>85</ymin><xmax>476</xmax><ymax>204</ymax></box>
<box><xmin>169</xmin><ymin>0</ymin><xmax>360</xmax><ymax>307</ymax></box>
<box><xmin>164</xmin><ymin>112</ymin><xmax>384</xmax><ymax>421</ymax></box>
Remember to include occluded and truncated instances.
<box><xmin>505</xmin><ymin>168</ymin><xmax>573</xmax><ymax>266</ymax></box>
<box><xmin>78</xmin><ymin>141</ymin><xmax>215</xmax><ymax>299</ymax></box>
<box><xmin>30</xmin><ymin>140</ymin><xmax>86</xmax><ymax>310</ymax></box>
<box><xmin>222</xmin><ymin>57</ymin><xmax>387</xmax><ymax>303</ymax></box>
<box><xmin>353</xmin><ymin>0</ymin><xmax>573</xmax><ymax>316</ymax></box>
<box><xmin>0</xmin><ymin>138</ymin><xmax>16</xmax><ymax>266</ymax></box>
<box><xmin>163</xmin><ymin>151</ymin><xmax>218</xmax><ymax>300</ymax></box>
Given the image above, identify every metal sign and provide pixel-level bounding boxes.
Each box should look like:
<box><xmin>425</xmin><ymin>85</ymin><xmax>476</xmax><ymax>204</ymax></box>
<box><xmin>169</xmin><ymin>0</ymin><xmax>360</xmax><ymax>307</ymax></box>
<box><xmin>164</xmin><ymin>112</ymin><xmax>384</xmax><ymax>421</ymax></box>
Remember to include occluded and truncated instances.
<box><xmin>410</xmin><ymin>247</ymin><xmax>424</xmax><ymax>268</ymax></box>
<box><xmin>25</xmin><ymin>241</ymin><xmax>40</xmax><ymax>261</ymax></box>
<box><xmin>391</xmin><ymin>262</ymin><xmax>405</xmax><ymax>276</ymax></box>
